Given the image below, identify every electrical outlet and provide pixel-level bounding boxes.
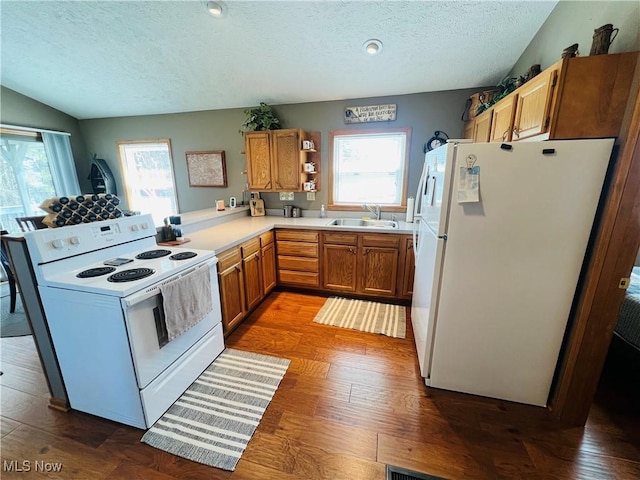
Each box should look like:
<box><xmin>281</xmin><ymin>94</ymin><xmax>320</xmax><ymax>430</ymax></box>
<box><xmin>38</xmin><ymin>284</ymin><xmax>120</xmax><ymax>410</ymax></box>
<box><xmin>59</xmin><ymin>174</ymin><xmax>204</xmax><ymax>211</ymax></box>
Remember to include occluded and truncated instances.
<box><xmin>279</xmin><ymin>192</ymin><xmax>294</xmax><ymax>201</ymax></box>
<box><xmin>306</xmin><ymin>192</ymin><xmax>316</xmax><ymax>201</ymax></box>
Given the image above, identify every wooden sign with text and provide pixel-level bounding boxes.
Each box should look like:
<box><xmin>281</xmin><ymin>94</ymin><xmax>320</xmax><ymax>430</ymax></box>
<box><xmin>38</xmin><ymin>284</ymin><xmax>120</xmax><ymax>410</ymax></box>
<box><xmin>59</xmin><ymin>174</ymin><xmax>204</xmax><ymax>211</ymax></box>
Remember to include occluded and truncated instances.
<box><xmin>344</xmin><ymin>104</ymin><xmax>397</xmax><ymax>124</ymax></box>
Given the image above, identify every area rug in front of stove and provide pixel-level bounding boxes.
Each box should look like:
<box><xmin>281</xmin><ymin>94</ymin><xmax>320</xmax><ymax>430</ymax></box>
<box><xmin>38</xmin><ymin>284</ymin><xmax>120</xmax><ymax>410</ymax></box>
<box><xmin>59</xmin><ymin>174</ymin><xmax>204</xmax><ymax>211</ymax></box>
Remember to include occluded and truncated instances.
<box><xmin>141</xmin><ymin>348</ymin><xmax>289</xmax><ymax>471</ymax></box>
<box><xmin>313</xmin><ymin>296</ymin><xmax>406</xmax><ymax>338</ymax></box>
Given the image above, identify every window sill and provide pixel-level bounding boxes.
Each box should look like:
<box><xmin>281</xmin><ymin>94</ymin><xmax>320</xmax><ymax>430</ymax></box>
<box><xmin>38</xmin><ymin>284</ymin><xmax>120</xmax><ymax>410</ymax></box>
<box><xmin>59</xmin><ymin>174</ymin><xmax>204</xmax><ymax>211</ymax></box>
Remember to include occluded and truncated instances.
<box><xmin>328</xmin><ymin>204</ymin><xmax>407</xmax><ymax>213</ymax></box>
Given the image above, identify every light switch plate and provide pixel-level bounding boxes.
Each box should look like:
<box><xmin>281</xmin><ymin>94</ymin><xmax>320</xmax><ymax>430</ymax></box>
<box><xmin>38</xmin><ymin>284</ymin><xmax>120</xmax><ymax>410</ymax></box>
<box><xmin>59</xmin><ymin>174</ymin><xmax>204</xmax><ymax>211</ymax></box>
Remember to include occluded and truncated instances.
<box><xmin>306</xmin><ymin>192</ymin><xmax>316</xmax><ymax>200</ymax></box>
<box><xmin>279</xmin><ymin>192</ymin><xmax>294</xmax><ymax>201</ymax></box>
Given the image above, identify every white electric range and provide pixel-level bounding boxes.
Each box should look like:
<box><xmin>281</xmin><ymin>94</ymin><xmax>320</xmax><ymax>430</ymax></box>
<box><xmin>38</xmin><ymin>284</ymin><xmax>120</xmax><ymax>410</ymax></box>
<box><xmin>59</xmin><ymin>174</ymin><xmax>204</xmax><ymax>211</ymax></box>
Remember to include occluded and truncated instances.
<box><xmin>23</xmin><ymin>214</ymin><xmax>224</xmax><ymax>429</ymax></box>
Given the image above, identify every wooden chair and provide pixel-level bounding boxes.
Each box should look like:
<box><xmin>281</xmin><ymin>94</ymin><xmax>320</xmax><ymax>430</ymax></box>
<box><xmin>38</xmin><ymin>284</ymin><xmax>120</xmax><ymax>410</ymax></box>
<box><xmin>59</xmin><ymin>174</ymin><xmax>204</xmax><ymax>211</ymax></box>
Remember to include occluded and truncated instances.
<box><xmin>16</xmin><ymin>215</ymin><xmax>47</xmax><ymax>232</ymax></box>
<box><xmin>0</xmin><ymin>231</ymin><xmax>17</xmax><ymax>313</ymax></box>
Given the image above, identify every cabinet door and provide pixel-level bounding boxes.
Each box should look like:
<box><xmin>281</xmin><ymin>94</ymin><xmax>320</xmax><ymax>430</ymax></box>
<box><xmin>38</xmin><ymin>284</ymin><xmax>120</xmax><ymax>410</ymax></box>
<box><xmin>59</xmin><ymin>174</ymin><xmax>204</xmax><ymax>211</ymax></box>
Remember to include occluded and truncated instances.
<box><xmin>401</xmin><ymin>237</ymin><xmax>415</xmax><ymax>298</ymax></box>
<box><xmin>359</xmin><ymin>247</ymin><xmax>399</xmax><ymax>296</ymax></box>
<box><xmin>489</xmin><ymin>95</ymin><xmax>517</xmax><ymax>142</ymax></box>
<box><xmin>218</xmin><ymin>264</ymin><xmax>246</xmax><ymax>334</ymax></box>
<box><xmin>243</xmin><ymin>251</ymin><xmax>263</xmax><ymax>311</ymax></box>
<box><xmin>463</xmin><ymin>120</ymin><xmax>475</xmax><ymax>140</ymax></box>
<box><xmin>323</xmin><ymin>244</ymin><xmax>357</xmax><ymax>292</ymax></box>
<box><xmin>261</xmin><ymin>242</ymin><xmax>277</xmax><ymax>295</ymax></box>
<box><xmin>271</xmin><ymin>129</ymin><xmax>302</xmax><ymax>191</ymax></box>
<box><xmin>245</xmin><ymin>132</ymin><xmax>273</xmax><ymax>190</ymax></box>
<box><xmin>473</xmin><ymin>110</ymin><xmax>493</xmax><ymax>143</ymax></box>
<box><xmin>512</xmin><ymin>68</ymin><xmax>557</xmax><ymax>140</ymax></box>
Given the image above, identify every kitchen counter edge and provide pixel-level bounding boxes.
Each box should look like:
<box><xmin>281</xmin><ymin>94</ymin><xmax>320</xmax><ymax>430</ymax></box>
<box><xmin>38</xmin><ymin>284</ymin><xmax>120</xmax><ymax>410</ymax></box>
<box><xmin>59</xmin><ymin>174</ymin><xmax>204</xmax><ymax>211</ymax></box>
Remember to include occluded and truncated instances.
<box><xmin>185</xmin><ymin>216</ymin><xmax>414</xmax><ymax>253</ymax></box>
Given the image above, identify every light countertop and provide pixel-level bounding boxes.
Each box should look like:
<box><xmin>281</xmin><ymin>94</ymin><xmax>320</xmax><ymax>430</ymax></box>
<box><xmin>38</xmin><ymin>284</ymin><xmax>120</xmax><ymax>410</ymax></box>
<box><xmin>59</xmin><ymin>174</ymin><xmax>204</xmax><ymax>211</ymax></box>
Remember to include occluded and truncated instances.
<box><xmin>184</xmin><ymin>215</ymin><xmax>414</xmax><ymax>253</ymax></box>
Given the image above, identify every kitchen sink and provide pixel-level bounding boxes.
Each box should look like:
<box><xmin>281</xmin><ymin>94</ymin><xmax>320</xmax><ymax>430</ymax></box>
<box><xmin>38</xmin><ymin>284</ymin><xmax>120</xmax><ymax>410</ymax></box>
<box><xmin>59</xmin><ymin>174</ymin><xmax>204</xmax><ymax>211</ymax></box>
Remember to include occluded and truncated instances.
<box><xmin>327</xmin><ymin>218</ymin><xmax>399</xmax><ymax>229</ymax></box>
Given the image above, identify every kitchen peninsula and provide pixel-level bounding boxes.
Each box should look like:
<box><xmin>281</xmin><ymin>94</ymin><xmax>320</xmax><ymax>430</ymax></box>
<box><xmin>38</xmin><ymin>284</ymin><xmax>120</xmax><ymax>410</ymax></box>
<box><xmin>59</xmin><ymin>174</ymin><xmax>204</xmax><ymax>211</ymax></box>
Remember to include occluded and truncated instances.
<box><xmin>180</xmin><ymin>210</ymin><xmax>415</xmax><ymax>336</ymax></box>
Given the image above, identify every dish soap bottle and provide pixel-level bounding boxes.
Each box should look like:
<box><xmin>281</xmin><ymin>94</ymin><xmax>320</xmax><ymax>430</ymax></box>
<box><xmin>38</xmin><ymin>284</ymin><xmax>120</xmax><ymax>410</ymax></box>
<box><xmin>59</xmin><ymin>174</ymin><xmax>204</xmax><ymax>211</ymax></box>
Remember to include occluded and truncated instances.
<box><xmin>320</xmin><ymin>204</ymin><xmax>326</xmax><ymax>218</ymax></box>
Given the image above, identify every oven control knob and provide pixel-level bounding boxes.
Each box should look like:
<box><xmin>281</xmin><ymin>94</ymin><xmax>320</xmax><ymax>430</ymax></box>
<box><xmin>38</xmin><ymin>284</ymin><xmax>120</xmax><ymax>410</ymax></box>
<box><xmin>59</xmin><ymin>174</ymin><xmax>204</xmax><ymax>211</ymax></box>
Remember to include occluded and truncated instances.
<box><xmin>51</xmin><ymin>239</ymin><xmax>64</xmax><ymax>249</ymax></box>
<box><xmin>69</xmin><ymin>236</ymin><xmax>80</xmax><ymax>245</ymax></box>
<box><xmin>131</xmin><ymin>225</ymin><xmax>139</xmax><ymax>232</ymax></box>
<box><xmin>141</xmin><ymin>222</ymin><xmax>149</xmax><ymax>230</ymax></box>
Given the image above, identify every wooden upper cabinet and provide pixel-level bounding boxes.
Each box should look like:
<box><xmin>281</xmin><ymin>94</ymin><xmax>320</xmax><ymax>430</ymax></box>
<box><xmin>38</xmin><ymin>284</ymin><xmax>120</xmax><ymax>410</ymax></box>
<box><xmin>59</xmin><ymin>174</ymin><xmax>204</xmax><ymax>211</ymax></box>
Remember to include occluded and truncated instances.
<box><xmin>489</xmin><ymin>94</ymin><xmax>517</xmax><ymax>142</ymax></box>
<box><xmin>550</xmin><ymin>52</ymin><xmax>638</xmax><ymax>139</ymax></box>
<box><xmin>512</xmin><ymin>67</ymin><xmax>557</xmax><ymax>141</ymax></box>
<box><xmin>463</xmin><ymin>120</ymin><xmax>475</xmax><ymax>140</ymax></box>
<box><xmin>271</xmin><ymin>130</ymin><xmax>302</xmax><ymax>191</ymax></box>
<box><xmin>245</xmin><ymin>128</ymin><xmax>311</xmax><ymax>192</ymax></box>
<box><xmin>245</xmin><ymin>132</ymin><xmax>272</xmax><ymax>190</ymax></box>
<box><xmin>473</xmin><ymin>109</ymin><xmax>493</xmax><ymax>142</ymax></box>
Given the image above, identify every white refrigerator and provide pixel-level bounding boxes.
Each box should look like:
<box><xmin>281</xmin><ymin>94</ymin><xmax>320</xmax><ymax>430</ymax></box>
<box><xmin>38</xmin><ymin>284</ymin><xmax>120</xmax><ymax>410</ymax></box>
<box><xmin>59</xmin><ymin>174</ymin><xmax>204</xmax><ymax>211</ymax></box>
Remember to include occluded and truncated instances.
<box><xmin>411</xmin><ymin>139</ymin><xmax>614</xmax><ymax>406</ymax></box>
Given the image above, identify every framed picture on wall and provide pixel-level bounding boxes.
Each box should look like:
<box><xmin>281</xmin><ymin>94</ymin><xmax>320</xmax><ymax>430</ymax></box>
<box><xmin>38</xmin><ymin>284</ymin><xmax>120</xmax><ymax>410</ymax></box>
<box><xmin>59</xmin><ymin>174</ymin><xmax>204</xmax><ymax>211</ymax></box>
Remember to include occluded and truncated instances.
<box><xmin>185</xmin><ymin>150</ymin><xmax>227</xmax><ymax>187</ymax></box>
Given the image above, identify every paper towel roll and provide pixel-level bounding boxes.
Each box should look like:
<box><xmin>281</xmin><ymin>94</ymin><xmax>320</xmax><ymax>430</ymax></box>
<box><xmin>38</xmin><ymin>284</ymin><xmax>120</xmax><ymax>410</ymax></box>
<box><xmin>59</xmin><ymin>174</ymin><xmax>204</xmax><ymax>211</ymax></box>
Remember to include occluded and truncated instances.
<box><xmin>406</xmin><ymin>197</ymin><xmax>415</xmax><ymax>222</ymax></box>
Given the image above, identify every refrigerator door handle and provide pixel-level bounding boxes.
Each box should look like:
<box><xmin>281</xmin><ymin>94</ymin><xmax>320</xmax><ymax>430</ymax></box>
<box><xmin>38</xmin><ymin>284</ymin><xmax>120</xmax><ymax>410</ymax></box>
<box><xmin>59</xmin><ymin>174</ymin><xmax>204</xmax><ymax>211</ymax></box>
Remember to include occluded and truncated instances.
<box><xmin>414</xmin><ymin>163</ymin><xmax>429</xmax><ymax>219</ymax></box>
<box><xmin>429</xmin><ymin>176</ymin><xmax>436</xmax><ymax>206</ymax></box>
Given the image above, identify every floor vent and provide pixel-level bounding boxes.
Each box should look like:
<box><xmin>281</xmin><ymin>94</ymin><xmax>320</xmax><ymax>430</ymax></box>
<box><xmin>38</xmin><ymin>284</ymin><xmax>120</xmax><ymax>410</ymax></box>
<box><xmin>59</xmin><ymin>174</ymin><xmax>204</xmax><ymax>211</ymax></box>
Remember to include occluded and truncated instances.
<box><xmin>386</xmin><ymin>464</ymin><xmax>447</xmax><ymax>480</ymax></box>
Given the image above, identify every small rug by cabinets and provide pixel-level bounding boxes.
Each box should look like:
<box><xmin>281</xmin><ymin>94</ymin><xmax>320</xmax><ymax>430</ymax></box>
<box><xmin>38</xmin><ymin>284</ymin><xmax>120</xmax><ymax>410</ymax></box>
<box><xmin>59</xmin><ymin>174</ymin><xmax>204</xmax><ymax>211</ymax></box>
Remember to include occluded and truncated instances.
<box><xmin>313</xmin><ymin>296</ymin><xmax>406</xmax><ymax>338</ymax></box>
<box><xmin>1</xmin><ymin>295</ymin><xmax>31</xmax><ymax>338</ymax></box>
<box><xmin>141</xmin><ymin>348</ymin><xmax>289</xmax><ymax>471</ymax></box>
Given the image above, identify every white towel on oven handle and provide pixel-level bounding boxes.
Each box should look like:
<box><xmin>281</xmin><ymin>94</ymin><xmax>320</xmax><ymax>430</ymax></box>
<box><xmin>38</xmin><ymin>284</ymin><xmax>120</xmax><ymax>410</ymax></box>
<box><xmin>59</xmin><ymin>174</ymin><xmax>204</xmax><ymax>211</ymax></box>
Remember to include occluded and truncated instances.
<box><xmin>160</xmin><ymin>263</ymin><xmax>213</xmax><ymax>342</ymax></box>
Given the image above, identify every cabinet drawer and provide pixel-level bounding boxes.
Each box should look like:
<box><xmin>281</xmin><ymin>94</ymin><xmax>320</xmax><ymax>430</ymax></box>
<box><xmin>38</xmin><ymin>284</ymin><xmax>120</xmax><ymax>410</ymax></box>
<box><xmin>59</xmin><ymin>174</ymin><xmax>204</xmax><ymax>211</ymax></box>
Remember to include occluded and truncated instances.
<box><xmin>241</xmin><ymin>237</ymin><xmax>260</xmax><ymax>258</ymax></box>
<box><xmin>279</xmin><ymin>270</ymin><xmax>319</xmax><ymax>287</ymax></box>
<box><xmin>276</xmin><ymin>230</ymin><xmax>318</xmax><ymax>243</ymax></box>
<box><xmin>278</xmin><ymin>255</ymin><xmax>319</xmax><ymax>273</ymax></box>
<box><xmin>217</xmin><ymin>246</ymin><xmax>241</xmax><ymax>271</ymax></box>
<box><xmin>323</xmin><ymin>232</ymin><xmax>358</xmax><ymax>245</ymax></box>
<box><xmin>362</xmin><ymin>234</ymin><xmax>400</xmax><ymax>248</ymax></box>
<box><xmin>277</xmin><ymin>241</ymin><xmax>318</xmax><ymax>257</ymax></box>
<box><xmin>259</xmin><ymin>230</ymin><xmax>274</xmax><ymax>247</ymax></box>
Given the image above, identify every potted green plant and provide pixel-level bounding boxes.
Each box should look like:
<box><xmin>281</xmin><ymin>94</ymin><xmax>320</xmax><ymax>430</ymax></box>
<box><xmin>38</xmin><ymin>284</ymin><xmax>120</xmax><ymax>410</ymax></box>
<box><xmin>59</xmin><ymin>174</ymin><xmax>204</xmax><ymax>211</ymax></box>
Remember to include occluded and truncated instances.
<box><xmin>240</xmin><ymin>102</ymin><xmax>282</xmax><ymax>133</ymax></box>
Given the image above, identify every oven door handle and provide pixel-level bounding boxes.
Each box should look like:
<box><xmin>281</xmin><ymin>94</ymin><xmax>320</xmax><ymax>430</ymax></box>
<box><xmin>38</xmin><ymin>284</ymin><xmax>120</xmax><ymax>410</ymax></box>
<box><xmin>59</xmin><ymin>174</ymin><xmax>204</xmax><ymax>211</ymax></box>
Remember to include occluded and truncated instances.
<box><xmin>122</xmin><ymin>257</ymin><xmax>218</xmax><ymax>308</ymax></box>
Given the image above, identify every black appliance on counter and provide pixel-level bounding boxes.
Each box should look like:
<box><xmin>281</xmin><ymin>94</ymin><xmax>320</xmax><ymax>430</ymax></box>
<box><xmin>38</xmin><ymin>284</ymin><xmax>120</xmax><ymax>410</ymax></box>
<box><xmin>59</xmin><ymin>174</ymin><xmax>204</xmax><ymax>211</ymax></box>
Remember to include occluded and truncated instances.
<box><xmin>88</xmin><ymin>155</ymin><xmax>117</xmax><ymax>195</ymax></box>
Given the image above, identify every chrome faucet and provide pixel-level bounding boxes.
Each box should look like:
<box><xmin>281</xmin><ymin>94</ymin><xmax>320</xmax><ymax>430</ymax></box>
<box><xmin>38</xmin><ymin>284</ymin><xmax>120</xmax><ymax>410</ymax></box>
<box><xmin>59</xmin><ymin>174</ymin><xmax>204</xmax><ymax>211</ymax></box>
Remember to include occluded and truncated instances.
<box><xmin>363</xmin><ymin>203</ymin><xmax>381</xmax><ymax>220</ymax></box>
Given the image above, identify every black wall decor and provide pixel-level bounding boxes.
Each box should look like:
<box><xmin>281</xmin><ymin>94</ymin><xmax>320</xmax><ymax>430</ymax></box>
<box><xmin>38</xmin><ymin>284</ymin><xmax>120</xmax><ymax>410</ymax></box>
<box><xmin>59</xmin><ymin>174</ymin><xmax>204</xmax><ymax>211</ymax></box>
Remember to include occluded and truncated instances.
<box><xmin>88</xmin><ymin>155</ymin><xmax>117</xmax><ymax>195</ymax></box>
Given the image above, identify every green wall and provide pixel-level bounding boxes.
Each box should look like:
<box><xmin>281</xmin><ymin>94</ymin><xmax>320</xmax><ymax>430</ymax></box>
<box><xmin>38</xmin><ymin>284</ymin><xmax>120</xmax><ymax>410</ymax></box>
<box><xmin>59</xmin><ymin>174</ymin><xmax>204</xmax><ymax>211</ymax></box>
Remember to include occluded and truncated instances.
<box><xmin>509</xmin><ymin>0</ymin><xmax>640</xmax><ymax>77</ymax></box>
<box><xmin>79</xmin><ymin>90</ymin><xmax>476</xmax><ymax>215</ymax></box>
<box><xmin>0</xmin><ymin>86</ymin><xmax>89</xmax><ymax>190</ymax></box>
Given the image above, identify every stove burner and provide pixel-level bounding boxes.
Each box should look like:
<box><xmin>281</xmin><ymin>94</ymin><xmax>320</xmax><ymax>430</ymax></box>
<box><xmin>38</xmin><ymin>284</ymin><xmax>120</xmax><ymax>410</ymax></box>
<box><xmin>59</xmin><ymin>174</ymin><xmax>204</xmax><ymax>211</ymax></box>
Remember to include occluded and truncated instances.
<box><xmin>170</xmin><ymin>251</ymin><xmax>198</xmax><ymax>261</ymax></box>
<box><xmin>76</xmin><ymin>267</ymin><xmax>116</xmax><ymax>278</ymax></box>
<box><xmin>107</xmin><ymin>268</ymin><xmax>155</xmax><ymax>283</ymax></box>
<box><xmin>135</xmin><ymin>249</ymin><xmax>171</xmax><ymax>260</ymax></box>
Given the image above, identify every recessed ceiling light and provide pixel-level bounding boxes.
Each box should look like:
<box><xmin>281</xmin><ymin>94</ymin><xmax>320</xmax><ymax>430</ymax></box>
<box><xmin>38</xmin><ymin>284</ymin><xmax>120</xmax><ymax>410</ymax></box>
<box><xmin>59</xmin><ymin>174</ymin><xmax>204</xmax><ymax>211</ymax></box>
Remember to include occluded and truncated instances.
<box><xmin>205</xmin><ymin>1</ymin><xmax>226</xmax><ymax>18</ymax></box>
<box><xmin>363</xmin><ymin>39</ymin><xmax>383</xmax><ymax>56</ymax></box>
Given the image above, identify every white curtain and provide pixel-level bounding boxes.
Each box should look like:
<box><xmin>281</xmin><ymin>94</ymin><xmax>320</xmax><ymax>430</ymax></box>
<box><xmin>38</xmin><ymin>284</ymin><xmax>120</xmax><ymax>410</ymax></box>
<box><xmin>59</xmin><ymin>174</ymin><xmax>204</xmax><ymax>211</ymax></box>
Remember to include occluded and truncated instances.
<box><xmin>42</xmin><ymin>131</ymin><xmax>81</xmax><ymax>196</ymax></box>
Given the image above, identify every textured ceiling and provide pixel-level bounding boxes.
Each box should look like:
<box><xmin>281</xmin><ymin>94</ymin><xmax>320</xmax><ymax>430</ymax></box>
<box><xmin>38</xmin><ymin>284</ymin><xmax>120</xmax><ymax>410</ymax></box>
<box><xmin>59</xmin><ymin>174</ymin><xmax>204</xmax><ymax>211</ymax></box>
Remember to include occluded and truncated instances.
<box><xmin>1</xmin><ymin>1</ymin><xmax>557</xmax><ymax>120</ymax></box>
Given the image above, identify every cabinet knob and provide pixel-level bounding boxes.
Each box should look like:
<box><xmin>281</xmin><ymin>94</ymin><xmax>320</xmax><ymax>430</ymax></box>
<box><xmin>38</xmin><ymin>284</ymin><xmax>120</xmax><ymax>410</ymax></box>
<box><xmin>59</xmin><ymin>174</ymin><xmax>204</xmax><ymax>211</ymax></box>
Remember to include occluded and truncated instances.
<box><xmin>349</xmin><ymin>247</ymin><xmax>356</xmax><ymax>254</ymax></box>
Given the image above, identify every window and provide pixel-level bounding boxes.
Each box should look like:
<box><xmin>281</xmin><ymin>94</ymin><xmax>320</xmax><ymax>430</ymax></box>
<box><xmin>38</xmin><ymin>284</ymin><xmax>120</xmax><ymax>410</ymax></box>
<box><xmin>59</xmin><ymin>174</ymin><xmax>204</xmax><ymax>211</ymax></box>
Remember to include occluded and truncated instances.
<box><xmin>0</xmin><ymin>126</ymin><xmax>80</xmax><ymax>233</ymax></box>
<box><xmin>116</xmin><ymin>139</ymin><xmax>178</xmax><ymax>225</ymax></box>
<box><xmin>329</xmin><ymin>128</ymin><xmax>411</xmax><ymax>209</ymax></box>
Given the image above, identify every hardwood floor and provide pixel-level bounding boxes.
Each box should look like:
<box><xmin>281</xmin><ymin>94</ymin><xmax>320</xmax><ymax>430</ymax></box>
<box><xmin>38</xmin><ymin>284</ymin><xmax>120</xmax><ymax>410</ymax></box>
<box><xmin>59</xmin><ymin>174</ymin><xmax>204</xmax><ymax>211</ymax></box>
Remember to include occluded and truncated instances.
<box><xmin>1</xmin><ymin>290</ymin><xmax>639</xmax><ymax>479</ymax></box>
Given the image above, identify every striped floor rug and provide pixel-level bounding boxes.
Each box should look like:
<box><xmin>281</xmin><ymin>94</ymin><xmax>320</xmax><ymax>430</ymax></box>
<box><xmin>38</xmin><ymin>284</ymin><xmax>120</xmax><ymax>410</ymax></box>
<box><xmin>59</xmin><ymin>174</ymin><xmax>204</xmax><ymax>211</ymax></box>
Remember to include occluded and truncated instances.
<box><xmin>313</xmin><ymin>296</ymin><xmax>406</xmax><ymax>338</ymax></box>
<box><xmin>141</xmin><ymin>348</ymin><xmax>289</xmax><ymax>471</ymax></box>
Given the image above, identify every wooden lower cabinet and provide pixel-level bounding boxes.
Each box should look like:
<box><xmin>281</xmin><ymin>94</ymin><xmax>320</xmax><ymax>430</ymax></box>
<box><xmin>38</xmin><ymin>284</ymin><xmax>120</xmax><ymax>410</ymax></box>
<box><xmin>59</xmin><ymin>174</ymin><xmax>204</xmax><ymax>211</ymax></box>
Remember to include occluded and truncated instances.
<box><xmin>360</xmin><ymin>246</ymin><xmax>398</xmax><ymax>296</ymax></box>
<box><xmin>359</xmin><ymin>234</ymin><xmax>400</xmax><ymax>297</ymax></box>
<box><xmin>276</xmin><ymin>229</ymin><xmax>320</xmax><ymax>288</ymax></box>
<box><xmin>399</xmin><ymin>236</ymin><xmax>415</xmax><ymax>298</ymax></box>
<box><xmin>323</xmin><ymin>244</ymin><xmax>357</xmax><ymax>292</ymax></box>
<box><xmin>217</xmin><ymin>247</ymin><xmax>246</xmax><ymax>334</ymax></box>
<box><xmin>261</xmin><ymin>241</ymin><xmax>276</xmax><ymax>294</ymax></box>
<box><xmin>322</xmin><ymin>232</ymin><xmax>405</xmax><ymax>298</ymax></box>
<box><xmin>241</xmin><ymin>238</ymin><xmax>263</xmax><ymax>312</ymax></box>
<box><xmin>217</xmin><ymin>233</ymin><xmax>275</xmax><ymax>336</ymax></box>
